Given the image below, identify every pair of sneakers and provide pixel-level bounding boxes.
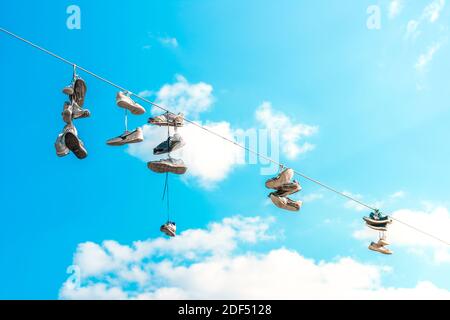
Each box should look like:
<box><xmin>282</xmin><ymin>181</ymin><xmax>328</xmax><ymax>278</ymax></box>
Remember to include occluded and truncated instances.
<box><xmin>106</xmin><ymin>92</ymin><xmax>146</xmax><ymax>146</ymax></box>
<box><xmin>363</xmin><ymin>210</ymin><xmax>392</xmax><ymax>231</ymax></box>
<box><xmin>369</xmin><ymin>238</ymin><xmax>393</xmax><ymax>255</ymax></box>
<box><xmin>147</xmin><ymin>112</ymin><xmax>187</xmax><ymax>175</ymax></box>
<box><xmin>266</xmin><ymin>168</ymin><xmax>302</xmax><ymax>212</ymax></box>
<box><xmin>55</xmin><ymin>76</ymin><xmax>90</xmax><ymax>159</ymax></box>
<box><xmin>160</xmin><ymin>221</ymin><xmax>177</xmax><ymax>237</ymax></box>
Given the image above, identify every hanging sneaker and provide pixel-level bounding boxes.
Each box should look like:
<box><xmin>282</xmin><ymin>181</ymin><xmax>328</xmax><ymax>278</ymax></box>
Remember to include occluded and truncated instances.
<box><xmin>153</xmin><ymin>134</ymin><xmax>186</xmax><ymax>155</ymax></box>
<box><xmin>363</xmin><ymin>210</ymin><xmax>392</xmax><ymax>225</ymax></box>
<box><xmin>72</xmin><ymin>77</ymin><xmax>87</xmax><ymax>108</ymax></box>
<box><xmin>62</xmin><ymin>82</ymin><xmax>74</xmax><ymax>96</ymax></box>
<box><xmin>269</xmin><ymin>193</ymin><xmax>302</xmax><ymax>212</ymax></box>
<box><xmin>116</xmin><ymin>91</ymin><xmax>146</xmax><ymax>115</ymax></box>
<box><xmin>160</xmin><ymin>221</ymin><xmax>176</xmax><ymax>237</ymax></box>
<box><xmin>265</xmin><ymin>168</ymin><xmax>294</xmax><ymax>189</ymax></box>
<box><xmin>378</xmin><ymin>238</ymin><xmax>390</xmax><ymax>246</ymax></box>
<box><xmin>54</xmin><ymin>133</ymin><xmax>70</xmax><ymax>157</ymax></box>
<box><xmin>368</xmin><ymin>242</ymin><xmax>393</xmax><ymax>255</ymax></box>
<box><xmin>148</xmin><ymin>112</ymin><xmax>184</xmax><ymax>127</ymax></box>
<box><xmin>106</xmin><ymin>128</ymin><xmax>144</xmax><ymax>146</ymax></box>
<box><xmin>272</xmin><ymin>180</ymin><xmax>302</xmax><ymax>197</ymax></box>
<box><xmin>365</xmin><ymin>222</ymin><xmax>388</xmax><ymax>232</ymax></box>
<box><xmin>72</xmin><ymin>102</ymin><xmax>91</xmax><ymax>120</ymax></box>
<box><xmin>62</xmin><ymin>101</ymin><xmax>73</xmax><ymax>124</ymax></box>
<box><xmin>63</xmin><ymin>124</ymin><xmax>88</xmax><ymax>159</ymax></box>
<box><xmin>147</xmin><ymin>158</ymin><xmax>187</xmax><ymax>175</ymax></box>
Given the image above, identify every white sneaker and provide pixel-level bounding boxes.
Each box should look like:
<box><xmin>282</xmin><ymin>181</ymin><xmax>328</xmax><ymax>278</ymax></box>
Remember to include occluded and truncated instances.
<box><xmin>153</xmin><ymin>133</ymin><xmax>186</xmax><ymax>155</ymax></box>
<box><xmin>273</xmin><ymin>181</ymin><xmax>302</xmax><ymax>197</ymax></box>
<box><xmin>147</xmin><ymin>158</ymin><xmax>187</xmax><ymax>175</ymax></box>
<box><xmin>106</xmin><ymin>128</ymin><xmax>144</xmax><ymax>146</ymax></box>
<box><xmin>148</xmin><ymin>112</ymin><xmax>184</xmax><ymax>127</ymax></box>
<box><xmin>54</xmin><ymin>133</ymin><xmax>70</xmax><ymax>157</ymax></box>
<box><xmin>269</xmin><ymin>193</ymin><xmax>302</xmax><ymax>212</ymax></box>
<box><xmin>265</xmin><ymin>168</ymin><xmax>294</xmax><ymax>189</ymax></box>
<box><xmin>368</xmin><ymin>242</ymin><xmax>393</xmax><ymax>255</ymax></box>
<box><xmin>160</xmin><ymin>222</ymin><xmax>176</xmax><ymax>237</ymax></box>
<box><xmin>116</xmin><ymin>91</ymin><xmax>146</xmax><ymax>115</ymax></box>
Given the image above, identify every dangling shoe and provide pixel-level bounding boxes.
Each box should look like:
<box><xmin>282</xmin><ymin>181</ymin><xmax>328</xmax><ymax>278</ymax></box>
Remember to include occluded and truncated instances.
<box><xmin>72</xmin><ymin>102</ymin><xmax>91</xmax><ymax>120</ymax></box>
<box><xmin>265</xmin><ymin>168</ymin><xmax>294</xmax><ymax>189</ymax></box>
<box><xmin>62</xmin><ymin>101</ymin><xmax>73</xmax><ymax>124</ymax></box>
<box><xmin>363</xmin><ymin>210</ymin><xmax>392</xmax><ymax>225</ymax></box>
<box><xmin>107</xmin><ymin>127</ymin><xmax>144</xmax><ymax>146</ymax></box>
<box><xmin>72</xmin><ymin>77</ymin><xmax>87</xmax><ymax>108</ymax></box>
<box><xmin>273</xmin><ymin>180</ymin><xmax>302</xmax><ymax>197</ymax></box>
<box><xmin>160</xmin><ymin>221</ymin><xmax>176</xmax><ymax>237</ymax></box>
<box><xmin>269</xmin><ymin>193</ymin><xmax>302</xmax><ymax>212</ymax></box>
<box><xmin>377</xmin><ymin>238</ymin><xmax>390</xmax><ymax>246</ymax></box>
<box><xmin>63</xmin><ymin>124</ymin><xmax>88</xmax><ymax>159</ymax></box>
<box><xmin>368</xmin><ymin>242</ymin><xmax>393</xmax><ymax>255</ymax></box>
<box><xmin>365</xmin><ymin>222</ymin><xmax>388</xmax><ymax>232</ymax></box>
<box><xmin>148</xmin><ymin>112</ymin><xmax>184</xmax><ymax>127</ymax></box>
<box><xmin>147</xmin><ymin>158</ymin><xmax>187</xmax><ymax>175</ymax></box>
<box><xmin>116</xmin><ymin>91</ymin><xmax>146</xmax><ymax>115</ymax></box>
<box><xmin>54</xmin><ymin>133</ymin><xmax>70</xmax><ymax>157</ymax></box>
<box><xmin>62</xmin><ymin>82</ymin><xmax>74</xmax><ymax>96</ymax></box>
<box><xmin>153</xmin><ymin>133</ymin><xmax>186</xmax><ymax>155</ymax></box>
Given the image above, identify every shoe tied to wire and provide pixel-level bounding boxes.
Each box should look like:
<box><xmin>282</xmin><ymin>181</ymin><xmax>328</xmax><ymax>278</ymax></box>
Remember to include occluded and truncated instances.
<box><xmin>265</xmin><ymin>168</ymin><xmax>294</xmax><ymax>189</ymax></box>
<box><xmin>269</xmin><ymin>192</ymin><xmax>302</xmax><ymax>212</ymax></box>
<box><xmin>62</xmin><ymin>101</ymin><xmax>90</xmax><ymax>124</ymax></box>
<box><xmin>62</xmin><ymin>82</ymin><xmax>74</xmax><ymax>96</ymax></box>
<box><xmin>368</xmin><ymin>242</ymin><xmax>393</xmax><ymax>255</ymax></box>
<box><xmin>63</xmin><ymin>123</ymin><xmax>88</xmax><ymax>159</ymax></box>
<box><xmin>148</xmin><ymin>112</ymin><xmax>184</xmax><ymax>127</ymax></box>
<box><xmin>54</xmin><ymin>132</ymin><xmax>70</xmax><ymax>157</ymax></box>
<box><xmin>160</xmin><ymin>221</ymin><xmax>176</xmax><ymax>237</ymax></box>
<box><xmin>147</xmin><ymin>158</ymin><xmax>187</xmax><ymax>175</ymax></box>
<box><xmin>272</xmin><ymin>180</ymin><xmax>302</xmax><ymax>197</ymax></box>
<box><xmin>106</xmin><ymin>127</ymin><xmax>144</xmax><ymax>146</ymax></box>
<box><xmin>153</xmin><ymin>133</ymin><xmax>186</xmax><ymax>155</ymax></box>
<box><xmin>116</xmin><ymin>91</ymin><xmax>146</xmax><ymax>115</ymax></box>
<box><xmin>363</xmin><ymin>209</ymin><xmax>392</xmax><ymax>226</ymax></box>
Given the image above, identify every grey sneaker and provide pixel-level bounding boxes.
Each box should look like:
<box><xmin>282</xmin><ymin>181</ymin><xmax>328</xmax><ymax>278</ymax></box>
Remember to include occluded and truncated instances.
<box><xmin>368</xmin><ymin>242</ymin><xmax>393</xmax><ymax>255</ymax></box>
<box><xmin>107</xmin><ymin>127</ymin><xmax>144</xmax><ymax>146</ymax></box>
<box><xmin>63</xmin><ymin>124</ymin><xmax>88</xmax><ymax>159</ymax></box>
<box><xmin>62</xmin><ymin>101</ymin><xmax>90</xmax><ymax>124</ymax></box>
<box><xmin>55</xmin><ymin>133</ymin><xmax>70</xmax><ymax>157</ymax></box>
<box><xmin>160</xmin><ymin>221</ymin><xmax>176</xmax><ymax>237</ymax></box>
<box><xmin>265</xmin><ymin>168</ymin><xmax>294</xmax><ymax>189</ymax></box>
<box><xmin>73</xmin><ymin>77</ymin><xmax>87</xmax><ymax>108</ymax></box>
<box><xmin>272</xmin><ymin>180</ymin><xmax>302</xmax><ymax>197</ymax></box>
<box><xmin>153</xmin><ymin>133</ymin><xmax>186</xmax><ymax>155</ymax></box>
<box><xmin>269</xmin><ymin>193</ymin><xmax>302</xmax><ymax>212</ymax></box>
<box><xmin>147</xmin><ymin>158</ymin><xmax>187</xmax><ymax>175</ymax></box>
<box><xmin>148</xmin><ymin>112</ymin><xmax>184</xmax><ymax>127</ymax></box>
<box><xmin>62</xmin><ymin>101</ymin><xmax>73</xmax><ymax>124</ymax></box>
<box><xmin>116</xmin><ymin>91</ymin><xmax>146</xmax><ymax>115</ymax></box>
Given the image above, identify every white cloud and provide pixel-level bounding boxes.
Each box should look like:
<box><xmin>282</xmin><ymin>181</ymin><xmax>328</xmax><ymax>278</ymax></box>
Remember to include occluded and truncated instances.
<box><xmin>154</xmin><ymin>75</ymin><xmax>214</xmax><ymax>117</ymax></box>
<box><xmin>415</xmin><ymin>42</ymin><xmax>443</xmax><ymax>71</ymax></box>
<box><xmin>390</xmin><ymin>191</ymin><xmax>406</xmax><ymax>199</ymax></box>
<box><xmin>255</xmin><ymin>102</ymin><xmax>318</xmax><ymax>160</ymax></box>
<box><xmin>158</xmin><ymin>37</ymin><xmax>179</xmax><ymax>48</ymax></box>
<box><xmin>138</xmin><ymin>90</ymin><xmax>153</xmax><ymax>98</ymax></box>
<box><xmin>389</xmin><ymin>0</ymin><xmax>404</xmax><ymax>19</ymax></box>
<box><xmin>302</xmin><ymin>193</ymin><xmax>324</xmax><ymax>203</ymax></box>
<box><xmin>127</xmin><ymin>121</ymin><xmax>244</xmax><ymax>188</ymax></box>
<box><xmin>423</xmin><ymin>0</ymin><xmax>446</xmax><ymax>23</ymax></box>
<box><xmin>60</xmin><ymin>215</ymin><xmax>450</xmax><ymax>300</ymax></box>
<box><xmin>354</xmin><ymin>206</ymin><xmax>450</xmax><ymax>263</ymax></box>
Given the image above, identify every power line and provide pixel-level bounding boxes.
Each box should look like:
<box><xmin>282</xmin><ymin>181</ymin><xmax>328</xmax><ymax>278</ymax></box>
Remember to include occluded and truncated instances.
<box><xmin>1</xmin><ymin>27</ymin><xmax>448</xmax><ymax>247</ymax></box>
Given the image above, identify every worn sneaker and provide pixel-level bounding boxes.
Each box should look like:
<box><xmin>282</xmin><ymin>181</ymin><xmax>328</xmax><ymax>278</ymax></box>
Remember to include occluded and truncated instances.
<box><xmin>62</xmin><ymin>101</ymin><xmax>73</xmax><ymax>124</ymax></box>
<box><xmin>72</xmin><ymin>77</ymin><xmax>87</xmax><ymax>108</ymax></box>
<box><xmin>62</xmin><ymin>83</ymin><xmax>74</xmax><ymax>96</ymax></box>
<box><xmin>72</xmin><ymin>102</ymin><xmax>91</xmax><ymax>120</ymax></box>
<box><xmin>116</xmin><ymin>91</ymin><xmax>146</xmax><ymax>115</ymax></box>
<box><xmin>269</xmin><ymin>193</ymin><xmax>302</xmax><ymax>212</ymax></box>
<box><xmin>368</xmin><ymin>242</ymin><xmax>393</xmax><ymax>255</ymax></box>
<box><xmin>273</xmin><ymin>180</ymin><xmax>302</xmax><ymax>197</ymax></box>
<box><xmin>153</xmin><ymin>133</ymin><xmax>186</xmax><ymax>155</ymax></box>
<box><xmin>63</xmin><ymin>124</ymin><xmax>88</xmax><ymax>159</ymax></box>
<box><xmin>54</xmin><ymin>133</ymin><xmax>70</xmax><ymax>157</ymax></box>
<box><xmin>365</xmin><ymin>222</ymin><xmax>388</xmax><ymax>232</ymax></box>
<box><xmin>107</xmin><ymin>128</ymin><xmax>144</xmax><ymax>146</ymax></box>
<box><xmin>160</xmin><ymin>221</ymin><xmax>176</xmax><ymax>237</ymax></box>
<box><xmin>378</xmin><ymin>238</ymin><xmax>390</xmax><ymax>246</ymax></box>
<box><xmin>265</xmin><ymin>168</ymin><xmax>294</xmax><ymax>189</ymax></box>
<box><xmin>363</xmin><ymin>213</ymin><xmax>392</xmax><ymax>225</ymax></box>
<box><xmin>147</xmin><ymin>158</ymin><xmax>187</xmax><ymax>175</ymax></box>
<box><xmin>148</xmin><ymin>112</ymin><xmax>184</xmax><ymax>127</ymax></box>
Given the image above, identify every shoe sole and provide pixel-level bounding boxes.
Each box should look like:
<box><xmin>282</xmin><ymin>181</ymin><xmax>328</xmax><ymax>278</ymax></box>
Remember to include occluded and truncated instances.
<box><xmin>147</xmin><ymin>162</ymin><xmax>187</xmax><ymax>175</ymax></box>
<box><xmin>65</xmin><ymin>133</ymin><xmax>87</xmax><ymax>159</ymax></box>
<box><xmin>365</xmin><ymin>223</ymin><xmax>388</xmax><ymax>231</ymax></box>
<box><xmin>363</xmin><ymin>217</ymin><xmax>392</xmax><ymax>225</ymax></box>
<box><xmin>107</xmin><ymin>137</ymin><xmax>144</xmax><ymax>146</ymax></box>
<box><xmin>117</xmin><ymin>101</ymin><xmax>145</xmax><ymax>115</ymax></box>
<box><xmin>74</xmin><ymin>79</ymin><xmax>87</xmax><ymax>108</ymax></box>
<box><xmin>369</xmin><ymin>245</ymin><xmax>392</xmax><ymax>255</ymax></box>
<box><xmin>63</xmin><ymin>88</ymin><xmax>74</xmax><ymax>95</ymax></box>
<box><xmin>148</xmin><ymin>120</ymin><xmax>184</xmax><ymax>127</ymax></box>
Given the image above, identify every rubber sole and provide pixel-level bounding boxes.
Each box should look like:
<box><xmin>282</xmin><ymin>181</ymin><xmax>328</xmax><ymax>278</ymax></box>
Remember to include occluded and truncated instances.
<box><xmin>117</xmin><ymin>101</ymin><xmax>145</xmax><ymax>115</ymax></box>
<box><xmin>65</xmin><ymin>133</ymin><xmax>87</xmax><ymax>159</ymax></box>
<box><xmin>147</xmin><ymin>162</ymin><xmax>187</xmax><ymax>175</ymax></box>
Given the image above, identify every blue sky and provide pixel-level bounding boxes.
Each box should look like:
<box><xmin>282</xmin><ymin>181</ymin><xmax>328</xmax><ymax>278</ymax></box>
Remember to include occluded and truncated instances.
<box><xmin>1</xmin><ymin>0</ymin><xmax>450</xmax><ymax>299</ymax></box>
